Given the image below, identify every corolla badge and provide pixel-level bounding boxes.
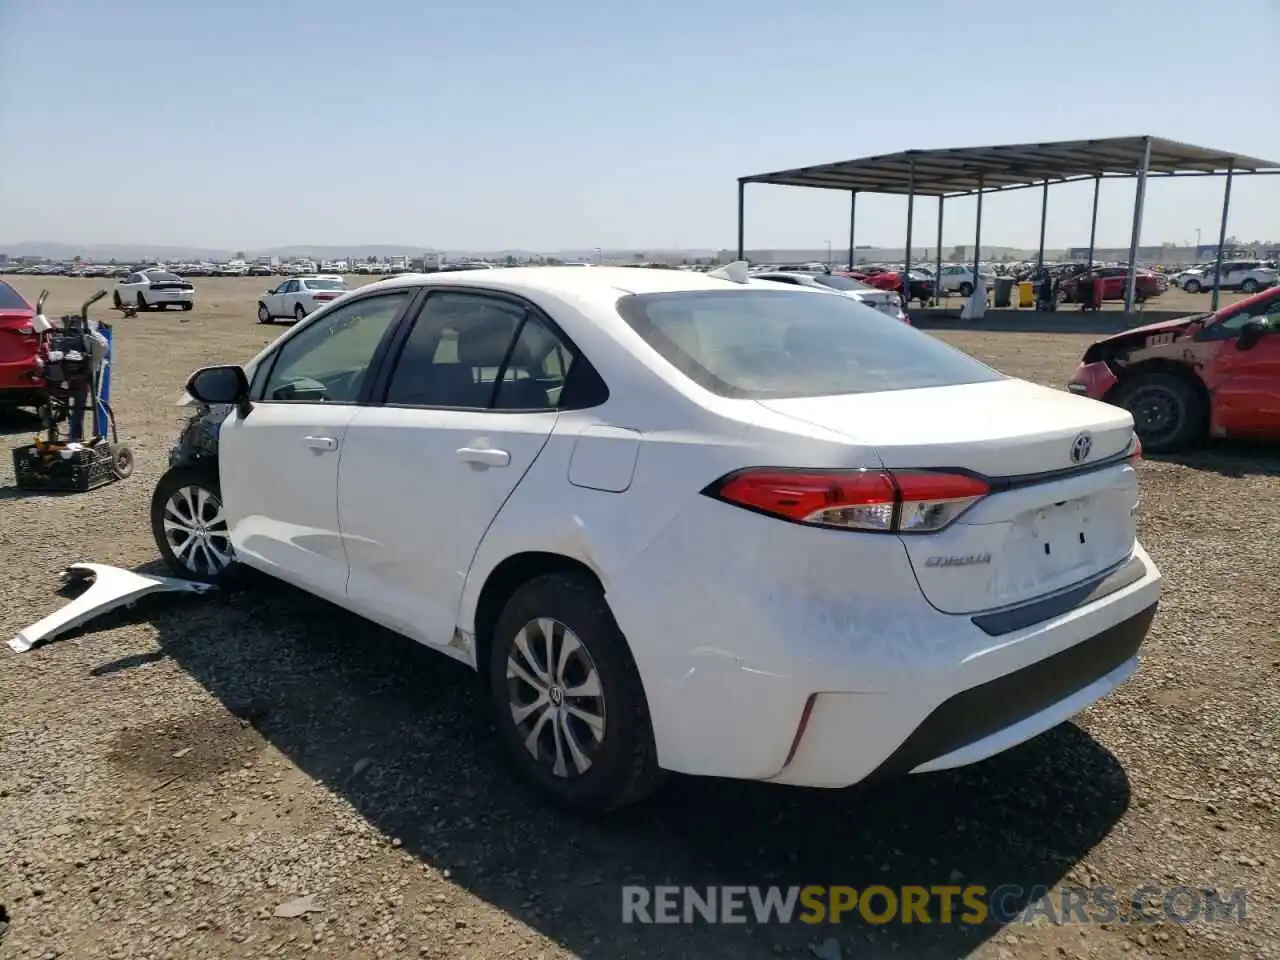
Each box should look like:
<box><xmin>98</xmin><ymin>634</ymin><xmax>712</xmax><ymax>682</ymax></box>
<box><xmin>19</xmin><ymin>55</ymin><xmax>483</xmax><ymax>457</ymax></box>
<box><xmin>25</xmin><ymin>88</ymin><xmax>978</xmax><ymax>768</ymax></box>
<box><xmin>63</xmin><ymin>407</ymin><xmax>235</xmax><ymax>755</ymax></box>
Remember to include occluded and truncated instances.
<box><xmin>1070</xmin><ymin>432</ymin><xmax>1093</xmax><ymax>463</ymax></box>
<box><xmin>924</xmin><ymin>554</ymin><xmax>992</xmax><ymax>568</ymax></box>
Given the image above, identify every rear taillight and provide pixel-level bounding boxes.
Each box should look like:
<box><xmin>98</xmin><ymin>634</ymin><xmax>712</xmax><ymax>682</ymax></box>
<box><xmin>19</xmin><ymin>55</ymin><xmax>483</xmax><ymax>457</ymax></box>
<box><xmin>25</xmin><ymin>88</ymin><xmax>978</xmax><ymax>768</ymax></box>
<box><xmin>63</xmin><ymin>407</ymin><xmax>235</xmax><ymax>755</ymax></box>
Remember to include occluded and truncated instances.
<box><xmin>314</xmin><ymin>293</ymin><xmax>338</xmax><ymax>301</ymax></box>
<box><xmin>1129</xmin><ymin>435</ymin><xmax>1142</xmax><ymax>462</ymax></box>
<box><xmin>705</xmin><ymin>468</ymin><xmax>990</xmax><ymax>533</ymax></box>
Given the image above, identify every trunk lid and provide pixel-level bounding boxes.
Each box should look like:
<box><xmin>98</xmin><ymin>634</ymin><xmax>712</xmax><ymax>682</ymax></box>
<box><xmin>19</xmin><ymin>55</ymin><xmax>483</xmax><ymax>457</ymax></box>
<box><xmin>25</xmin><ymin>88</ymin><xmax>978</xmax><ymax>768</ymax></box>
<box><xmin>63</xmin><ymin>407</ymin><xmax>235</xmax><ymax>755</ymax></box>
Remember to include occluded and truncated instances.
<box><xmin>759</xmin><ymin>378</ymin><xmax>1140</xmax><ymax>614</ymax></box>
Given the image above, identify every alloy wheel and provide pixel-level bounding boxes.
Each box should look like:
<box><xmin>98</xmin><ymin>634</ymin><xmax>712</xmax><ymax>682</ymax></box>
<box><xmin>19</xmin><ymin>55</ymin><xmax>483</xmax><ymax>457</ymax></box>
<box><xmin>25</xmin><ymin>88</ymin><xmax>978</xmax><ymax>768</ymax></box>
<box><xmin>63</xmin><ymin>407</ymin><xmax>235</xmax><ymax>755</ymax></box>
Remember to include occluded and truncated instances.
<box><xmin>505</xmin><ymin>617</ymin><xmax>606</xmax><ymax>778</ymax></box>
<box><xmin>162</xmin><ymin>485</ymin><xmax>233</xmax><ymax>576</ymax></box>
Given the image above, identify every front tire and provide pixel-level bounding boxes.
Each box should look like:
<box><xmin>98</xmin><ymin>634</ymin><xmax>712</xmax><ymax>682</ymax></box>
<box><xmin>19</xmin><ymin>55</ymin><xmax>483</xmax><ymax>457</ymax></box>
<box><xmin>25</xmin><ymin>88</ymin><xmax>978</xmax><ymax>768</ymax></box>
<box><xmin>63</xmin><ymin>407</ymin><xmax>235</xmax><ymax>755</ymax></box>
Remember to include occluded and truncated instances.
<box><xmin>257</xmin><ymin>302</ymin><xmax>272</xmax><ymax>324</ymax></box>
<box><xmin>136</xmin><ymin>292</ymin><xmax>150</xmax><ymax>312</ymax></box>
<box><xmin>150</xmin><ymin>464</ymin><xmax>239</xmax><ymax>585</ymax></box>
<box><xmin>293</xmin><ymin>304</ymin><xmax>306</xmax><ymax>322</ymax></box>
<box><xmin>113</xmin><ymin>291</ymin><xmax>123</xmax><ymax>310</ymax></box>
<box><xmin>1112</xmin><ymin>372</ymin><xmax>1207</xmax><ymax>453</ymax></box>
<box><xmin>488</xmin><ymin>573</ymin><xmax>663</xmax><ymax>814</ymax></box>
<box><xmin>957</xmin><ymin>282</ymin><xmax>973</xmax><ymax>298</ymax></box>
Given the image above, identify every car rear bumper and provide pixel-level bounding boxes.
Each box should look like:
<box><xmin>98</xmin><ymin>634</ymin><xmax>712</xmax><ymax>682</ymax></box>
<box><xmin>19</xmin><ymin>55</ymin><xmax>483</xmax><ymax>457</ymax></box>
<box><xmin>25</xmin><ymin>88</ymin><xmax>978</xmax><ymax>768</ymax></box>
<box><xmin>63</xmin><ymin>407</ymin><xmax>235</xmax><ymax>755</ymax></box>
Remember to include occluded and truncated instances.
<box><xmin>608</xmin><ymin>493</ymin><xmax>1161</xmax><ymax>788</ymax></box>
<box><xmin>0</xmin><ymin>357</ymin><xmax>45</xmax><ymax>401</ymax></box>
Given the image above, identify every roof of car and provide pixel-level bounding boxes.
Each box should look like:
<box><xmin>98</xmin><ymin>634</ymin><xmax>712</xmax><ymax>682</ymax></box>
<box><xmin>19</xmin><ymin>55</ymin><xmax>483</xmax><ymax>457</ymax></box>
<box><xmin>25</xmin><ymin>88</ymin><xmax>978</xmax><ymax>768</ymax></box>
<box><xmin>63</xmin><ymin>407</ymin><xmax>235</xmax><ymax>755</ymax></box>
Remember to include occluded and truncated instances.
<box><xmin>356</xmin><ymin>265</ymin><xmax>795</xmax><ymax>300</ymax></box>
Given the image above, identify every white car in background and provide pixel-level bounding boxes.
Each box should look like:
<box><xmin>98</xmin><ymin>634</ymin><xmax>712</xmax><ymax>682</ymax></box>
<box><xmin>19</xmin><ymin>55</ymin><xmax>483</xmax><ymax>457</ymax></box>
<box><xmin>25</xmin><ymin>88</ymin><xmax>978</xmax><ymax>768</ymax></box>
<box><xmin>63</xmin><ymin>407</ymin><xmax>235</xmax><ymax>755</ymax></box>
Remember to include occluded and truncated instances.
<box><xmin>113</xmin><ymin>269</ymin><xmax>195</xmax><ymax>312</ymax></box>
<box><xmin>936</xmin><ymin>265</ymin><xmax>996</xmax><ymax>297</ymax></box>
<box><xmin>256</xmin><ymin>276</ymin><xmax>348</xmax><ymax>323</ymax></box>
<box><xmin>1177</xmin><ymin>260</ymin><xmax>1277</xmax><ymax>294</ymax></box>
<box><xmin>155</xmin><ymin>264</ymin><xmax>1159</xmax><ymax>813</ymax></box>
<box><xmin>753</xmin><ymin>271</ymin><xmax>910</xmax><ymax>322</ymax></box>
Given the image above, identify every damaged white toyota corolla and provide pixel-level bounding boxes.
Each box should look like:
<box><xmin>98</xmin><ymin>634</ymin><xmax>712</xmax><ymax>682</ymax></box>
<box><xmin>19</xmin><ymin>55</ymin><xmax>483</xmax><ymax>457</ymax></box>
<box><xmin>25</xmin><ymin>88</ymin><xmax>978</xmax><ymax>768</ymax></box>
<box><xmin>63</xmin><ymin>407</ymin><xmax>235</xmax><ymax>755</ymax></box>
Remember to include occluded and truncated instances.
<box><xmin>151</xmin><ymin>265</ymin><xmax>1162</xmax><ymax>813</ymax></box>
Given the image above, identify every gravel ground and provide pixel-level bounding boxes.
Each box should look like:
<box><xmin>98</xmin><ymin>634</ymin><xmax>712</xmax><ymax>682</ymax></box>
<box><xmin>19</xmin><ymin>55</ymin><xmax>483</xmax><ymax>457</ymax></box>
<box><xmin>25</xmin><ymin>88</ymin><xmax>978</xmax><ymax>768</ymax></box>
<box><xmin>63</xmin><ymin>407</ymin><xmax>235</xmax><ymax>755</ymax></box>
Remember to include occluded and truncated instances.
<box><xmin>1</xmin><ymin>277</ymin><xmax>1276</xmax><ymax>960</ymax></box>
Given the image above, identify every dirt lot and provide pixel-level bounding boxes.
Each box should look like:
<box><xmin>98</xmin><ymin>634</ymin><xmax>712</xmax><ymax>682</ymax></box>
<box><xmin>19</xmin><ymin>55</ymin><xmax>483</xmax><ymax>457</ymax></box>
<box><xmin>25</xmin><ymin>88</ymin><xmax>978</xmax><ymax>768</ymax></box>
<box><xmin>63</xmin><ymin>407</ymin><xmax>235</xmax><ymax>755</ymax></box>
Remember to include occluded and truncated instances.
<box><xmin>1</xmin><ymin>276</ymin><xmax>1276</xmax><ymax>960</ymax></box>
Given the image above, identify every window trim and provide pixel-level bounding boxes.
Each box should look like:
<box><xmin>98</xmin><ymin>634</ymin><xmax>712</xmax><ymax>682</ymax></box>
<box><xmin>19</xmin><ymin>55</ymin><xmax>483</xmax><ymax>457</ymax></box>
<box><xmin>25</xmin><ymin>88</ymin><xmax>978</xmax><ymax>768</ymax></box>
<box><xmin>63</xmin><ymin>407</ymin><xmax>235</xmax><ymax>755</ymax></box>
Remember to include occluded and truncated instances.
<box><xmin>251</xmin><ymin>287</ymin><xmax>425</xmax><ymax>405</ymax></box>
<box><xmin>369</xmin><ymin>286</ymin><xmax>609</xmax><ymax>414</ymax></box>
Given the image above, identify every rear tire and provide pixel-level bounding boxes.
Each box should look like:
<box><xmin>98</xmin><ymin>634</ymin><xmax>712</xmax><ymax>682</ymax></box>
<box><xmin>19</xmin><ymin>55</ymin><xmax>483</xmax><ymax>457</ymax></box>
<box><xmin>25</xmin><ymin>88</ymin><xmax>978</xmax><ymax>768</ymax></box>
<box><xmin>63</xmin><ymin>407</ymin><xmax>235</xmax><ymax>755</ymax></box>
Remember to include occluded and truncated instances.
<box><xmin>1111</xmin><ymin>372</ymin><xmax>1207</xmax><ymax>453</ymax></box>
<box><xmin>488</xmin><ymin>573</ymin><xmax>663</xmax><ymax>814</ymax></box>
<box><xmin>1183</xmin><ymin>279</ymin><xmax>1202</xmax><ymax>294</ymax></box>
<box><xmin>1240</xmin><ymin>278</ymin><xmax>1259</xmax><ymax>294</ymax></box>
<box><xmin>150</xmin><ymin>463</ymin><xmax>240</xmax><ymax>586</ymax></box>
<box><xmin>957</xmin><ymin>282</ymin><xmax>973</xmax><ymax>298</ymax></box>
<box><xmin>180</xmin><ymin>302</ymin><xmax>193</xmax><ymax>312</ymax></box>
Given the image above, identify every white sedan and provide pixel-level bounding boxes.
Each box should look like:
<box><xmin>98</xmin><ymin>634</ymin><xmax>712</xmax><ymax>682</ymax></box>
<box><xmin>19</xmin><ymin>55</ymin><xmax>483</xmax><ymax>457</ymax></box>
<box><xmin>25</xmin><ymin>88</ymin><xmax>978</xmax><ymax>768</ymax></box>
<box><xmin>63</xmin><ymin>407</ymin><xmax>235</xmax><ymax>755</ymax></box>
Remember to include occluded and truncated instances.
<box><xmin>113</xmin><ymin>269</ymin><xmax>195</xmax><ymax>312</ymax></box>
<box><xmin>256</xmin><ymin>276</ymin><xmax>348</xmax><ymax>323</ymax></box>
<box><xmin>753</xmin><ymin>271</ymin><xmax>910</xmax><ymax>322</ymax></box>
<box><xmin>153</xmin><ymin>265</ymin><xmax>1161</xmax><ymax>813</ymax></box>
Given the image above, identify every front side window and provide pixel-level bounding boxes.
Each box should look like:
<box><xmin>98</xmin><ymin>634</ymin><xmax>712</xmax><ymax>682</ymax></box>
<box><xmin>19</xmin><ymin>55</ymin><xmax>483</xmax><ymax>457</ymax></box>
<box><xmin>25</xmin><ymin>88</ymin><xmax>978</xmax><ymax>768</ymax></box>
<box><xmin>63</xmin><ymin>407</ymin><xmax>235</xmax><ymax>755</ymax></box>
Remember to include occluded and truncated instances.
<box><xmin>261</xmin><ymin>291</ymin><xmax>410</xmax><ymax>403</ymax></box>
<box><xmin>616</xmin><ymin>289</ymin><xmax>1003</xmax><ymax>400</ymax></box>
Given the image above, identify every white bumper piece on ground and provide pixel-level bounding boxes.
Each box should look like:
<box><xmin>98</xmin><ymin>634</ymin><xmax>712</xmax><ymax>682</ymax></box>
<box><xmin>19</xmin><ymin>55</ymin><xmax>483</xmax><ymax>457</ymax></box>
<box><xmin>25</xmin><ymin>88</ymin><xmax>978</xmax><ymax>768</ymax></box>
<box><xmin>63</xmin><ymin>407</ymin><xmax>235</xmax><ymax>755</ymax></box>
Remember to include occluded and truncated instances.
<box><xmin>7</xmin><ymin>563</ymin><xmax>213</xmax><ymax>653</ymax></box>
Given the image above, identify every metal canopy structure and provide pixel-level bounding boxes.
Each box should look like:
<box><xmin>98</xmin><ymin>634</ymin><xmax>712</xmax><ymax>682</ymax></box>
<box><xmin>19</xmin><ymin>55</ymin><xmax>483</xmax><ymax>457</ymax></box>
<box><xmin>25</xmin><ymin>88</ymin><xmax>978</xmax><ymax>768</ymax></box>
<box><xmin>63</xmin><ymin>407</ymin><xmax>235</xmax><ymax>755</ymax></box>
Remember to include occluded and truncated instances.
<box><xmin>740</xmin><ymin>136</ymin><xmax>1280</xmax><ymax>198</ymax></box>
<box><xmin>736</xmin><ymin>135</ymin><xmax>1280</xmax><ymax>312</ymax></box>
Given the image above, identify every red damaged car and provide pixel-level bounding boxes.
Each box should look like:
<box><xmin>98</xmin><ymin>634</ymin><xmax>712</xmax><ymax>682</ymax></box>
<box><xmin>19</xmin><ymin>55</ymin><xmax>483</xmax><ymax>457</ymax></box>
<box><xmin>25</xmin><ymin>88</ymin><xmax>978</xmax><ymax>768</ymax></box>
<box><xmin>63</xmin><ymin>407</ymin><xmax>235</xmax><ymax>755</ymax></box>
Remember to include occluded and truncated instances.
<box><xmin>1068</xmin><ymin>285</ymin><xmax>1280</xmax><ymax>451</ymax></box>
<box><xmin>1059</xmin><ymin>266</ymin><xmax>1166</xmax><ymax>305</ymax></box>
<box><xmin>0</xmin><ymin>280</ymin><xmax>45</xmax><ymax>408</ymax></box>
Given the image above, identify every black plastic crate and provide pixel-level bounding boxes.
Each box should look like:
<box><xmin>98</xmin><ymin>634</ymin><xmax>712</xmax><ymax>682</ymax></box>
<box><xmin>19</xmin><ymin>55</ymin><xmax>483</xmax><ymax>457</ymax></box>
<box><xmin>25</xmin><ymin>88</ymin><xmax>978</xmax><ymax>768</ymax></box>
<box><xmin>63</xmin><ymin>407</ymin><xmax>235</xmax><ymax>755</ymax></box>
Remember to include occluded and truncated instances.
<box><xmin>12</xmin><ymin>442</ymin><xmax>117</xmax><ymax>492</ymax></box>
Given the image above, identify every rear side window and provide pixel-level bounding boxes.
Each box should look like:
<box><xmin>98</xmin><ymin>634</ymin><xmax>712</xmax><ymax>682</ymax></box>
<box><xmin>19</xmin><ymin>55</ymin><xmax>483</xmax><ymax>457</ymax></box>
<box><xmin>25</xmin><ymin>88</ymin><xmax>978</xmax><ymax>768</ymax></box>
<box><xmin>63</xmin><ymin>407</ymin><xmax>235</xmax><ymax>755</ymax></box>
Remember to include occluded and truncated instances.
<box><xmin>0</xmin><ymin>282</ymin><xmax>29</xmax><ymax>310</ymax></box>
<box><xmin>615</xmin><ymin>289</ymin><xmax>1003</xmax><ymax>400</ymax></box>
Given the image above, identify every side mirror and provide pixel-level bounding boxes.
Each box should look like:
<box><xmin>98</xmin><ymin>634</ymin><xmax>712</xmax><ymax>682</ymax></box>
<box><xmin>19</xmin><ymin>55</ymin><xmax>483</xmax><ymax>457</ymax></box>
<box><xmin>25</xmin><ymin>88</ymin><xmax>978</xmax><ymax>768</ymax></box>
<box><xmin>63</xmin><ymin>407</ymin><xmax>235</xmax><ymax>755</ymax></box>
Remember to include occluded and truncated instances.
<box><xmin>186</xmin><ymin>365</ymin><xmax>252</xmax><ymax>418</ymax></box>
<box><xmin>1236</xmin><ymin>319</ymin><xmax>1268</xmax><ymax>351</ymax></box>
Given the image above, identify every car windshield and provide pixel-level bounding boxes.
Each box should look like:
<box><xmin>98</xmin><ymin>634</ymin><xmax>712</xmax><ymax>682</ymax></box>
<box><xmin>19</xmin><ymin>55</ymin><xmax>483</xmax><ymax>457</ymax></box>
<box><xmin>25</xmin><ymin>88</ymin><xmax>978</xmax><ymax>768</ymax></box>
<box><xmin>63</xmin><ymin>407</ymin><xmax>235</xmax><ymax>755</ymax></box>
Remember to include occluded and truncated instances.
<box><xmin>615</xmin><ymin>290</ymin><xmax>1003</xmax><ymax>400</ymax></box>
<box><xmin>812</xmin><ymin>275</ymin><xmax>875</xmax><ymax>292</ymax></box>
<box><xmin>304</xmin><ymin>279</ymin><xmax>345</xmax><ymax>290</ymax></box>
<box><xmin>0</xmin><ymin>282</ymin><xmax>30</xmax><ymax>310</ymax></box>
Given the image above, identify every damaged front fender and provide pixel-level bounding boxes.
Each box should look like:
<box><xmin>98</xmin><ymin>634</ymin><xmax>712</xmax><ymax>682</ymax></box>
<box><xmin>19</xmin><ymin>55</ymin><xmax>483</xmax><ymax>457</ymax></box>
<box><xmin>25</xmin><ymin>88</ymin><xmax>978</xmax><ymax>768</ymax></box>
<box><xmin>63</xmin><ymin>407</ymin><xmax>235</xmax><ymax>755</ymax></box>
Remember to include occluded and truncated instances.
<box><xmin>8</xmin><ymin>563</ymin><xmax>214</xmax><ymax>653</ymax></box>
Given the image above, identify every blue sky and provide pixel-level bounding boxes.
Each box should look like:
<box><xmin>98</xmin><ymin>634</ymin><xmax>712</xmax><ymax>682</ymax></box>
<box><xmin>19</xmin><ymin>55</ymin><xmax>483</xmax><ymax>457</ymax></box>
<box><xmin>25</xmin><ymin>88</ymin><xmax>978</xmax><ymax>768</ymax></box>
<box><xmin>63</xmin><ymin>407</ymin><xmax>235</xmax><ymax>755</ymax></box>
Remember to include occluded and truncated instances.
<box><xmin>1</xmin><ymin>0</ymin><xmax>1277</xmax><ymax>252</ymax></box>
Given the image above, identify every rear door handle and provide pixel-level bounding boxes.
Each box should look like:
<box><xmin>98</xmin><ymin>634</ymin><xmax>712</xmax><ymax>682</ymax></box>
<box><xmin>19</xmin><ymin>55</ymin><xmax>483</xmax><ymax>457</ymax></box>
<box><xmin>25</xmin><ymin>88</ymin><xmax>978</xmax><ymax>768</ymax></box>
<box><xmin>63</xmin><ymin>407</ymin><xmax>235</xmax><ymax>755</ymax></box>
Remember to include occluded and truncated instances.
<box><xmin>304</xmin><ymin>435</ymin><xmax>338</xmax><ymax>451</ymax></box>
<box><xmin>456</xmin><ymin>446</ymin><xmax>510</xmax><ymax>467</ymax></box>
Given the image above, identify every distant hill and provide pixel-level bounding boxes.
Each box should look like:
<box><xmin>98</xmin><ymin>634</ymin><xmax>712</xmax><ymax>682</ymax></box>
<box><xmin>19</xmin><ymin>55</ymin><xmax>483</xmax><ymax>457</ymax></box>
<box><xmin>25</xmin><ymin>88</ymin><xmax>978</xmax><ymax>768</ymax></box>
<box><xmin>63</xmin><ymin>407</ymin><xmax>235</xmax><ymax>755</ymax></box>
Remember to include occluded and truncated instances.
<box><xmin>1</xmin><ymin>241</ymin><xmax>721</xmax><ymax>262</ymax></box>
<box><xmin>1</xmin><ymin>241</ymin><xmax>444</xmax><ymax>261</ymax></box>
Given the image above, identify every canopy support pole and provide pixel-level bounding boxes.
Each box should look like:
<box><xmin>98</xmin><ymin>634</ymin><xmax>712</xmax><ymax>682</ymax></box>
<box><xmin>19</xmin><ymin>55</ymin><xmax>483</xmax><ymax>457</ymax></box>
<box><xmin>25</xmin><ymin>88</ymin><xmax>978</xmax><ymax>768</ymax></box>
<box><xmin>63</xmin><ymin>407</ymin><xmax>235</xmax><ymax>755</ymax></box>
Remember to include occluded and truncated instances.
<box><xmin>1036</xmin><ymin>179</ymin><xmax>1049</xmax><ymax>271</ymax></box>
<box><xmin>847</xmin><ymin>190</ymin><xmax>857</xmax><ymax>270</ymax></box>
<box><xmin>1211</xmin><ymin>162</ymin><xmax>1234</xmax><ymax>312</ymax></box>
<box><xmin>903</xmin><ymin>161</ymin><xmax>916</xmax><ymax>305</ymax></box>
<box><xmin>1123</xmin><ymin>136</ymin><xmax>1153</xmax><ymax>313</ymax></box>
<box><xmin>735</xmin><ymin>179</ymin><xmax>746</xmax><ymax>262</ymax></box>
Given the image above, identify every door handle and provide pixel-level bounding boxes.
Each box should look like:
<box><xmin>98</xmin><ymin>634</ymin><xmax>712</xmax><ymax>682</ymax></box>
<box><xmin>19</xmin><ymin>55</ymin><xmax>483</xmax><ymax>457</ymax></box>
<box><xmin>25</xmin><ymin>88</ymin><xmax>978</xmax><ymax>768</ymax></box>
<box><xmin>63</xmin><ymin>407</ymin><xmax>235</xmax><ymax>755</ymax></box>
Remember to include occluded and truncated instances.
<box><xmin>456</xmin><ymin>446</ymin><xmax>510</xmax><ymax>467</ymax></box>
<box><xmin>304</xmin><ymin>435</ymin><xmax>338</xmax><ymax>451</ymax></box>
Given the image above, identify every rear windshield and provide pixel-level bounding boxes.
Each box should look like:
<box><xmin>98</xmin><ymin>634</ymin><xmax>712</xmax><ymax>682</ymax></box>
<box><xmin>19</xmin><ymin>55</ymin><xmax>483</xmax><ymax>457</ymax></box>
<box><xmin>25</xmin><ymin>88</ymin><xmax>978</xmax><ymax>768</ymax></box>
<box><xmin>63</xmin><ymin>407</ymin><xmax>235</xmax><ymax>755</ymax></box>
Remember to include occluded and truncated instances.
<box><xmin>0</xmin><ymin>282</ymin><xmax>30</xmax><ymax>310</ymax></box>
<box><xmin>146</xmin><ymin>272</ymin><xmax>183</xmax><ymax>282</ymax></box>
<box><xmin>812</xmin><ymin>275</ymin><xmax>874</xmax><ymax>293</ymax></box>
<box><xmin>304</xmin><ymin>279</ymin><xmax>345</xmax><ymax>290</ymax></box>
<box><xmin>615</xmin><ymin>289</ymin><xmax>1003</xmax><ymax>400</ymax></box>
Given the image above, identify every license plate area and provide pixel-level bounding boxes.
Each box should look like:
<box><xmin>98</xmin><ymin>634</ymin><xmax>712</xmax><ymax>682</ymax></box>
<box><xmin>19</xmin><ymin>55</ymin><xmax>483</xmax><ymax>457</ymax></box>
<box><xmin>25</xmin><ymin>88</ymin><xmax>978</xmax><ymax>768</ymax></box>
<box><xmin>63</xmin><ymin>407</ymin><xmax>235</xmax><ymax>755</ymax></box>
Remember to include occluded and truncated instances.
<box><xmin>1005</xmin><ymin>496</ymin><xmax>1102</xmax><ymax>595</ymax></box>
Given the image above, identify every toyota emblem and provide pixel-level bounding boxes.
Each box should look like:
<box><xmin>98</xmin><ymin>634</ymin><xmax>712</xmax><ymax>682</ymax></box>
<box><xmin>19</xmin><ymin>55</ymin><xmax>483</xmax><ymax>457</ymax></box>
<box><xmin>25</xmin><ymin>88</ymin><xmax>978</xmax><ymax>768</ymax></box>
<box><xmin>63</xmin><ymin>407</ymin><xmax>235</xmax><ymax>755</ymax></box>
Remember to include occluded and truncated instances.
<box><xmin>1070</xmin><ymin>432</ymin><xmax>1093</xmax><ymax>463</ymax></box>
